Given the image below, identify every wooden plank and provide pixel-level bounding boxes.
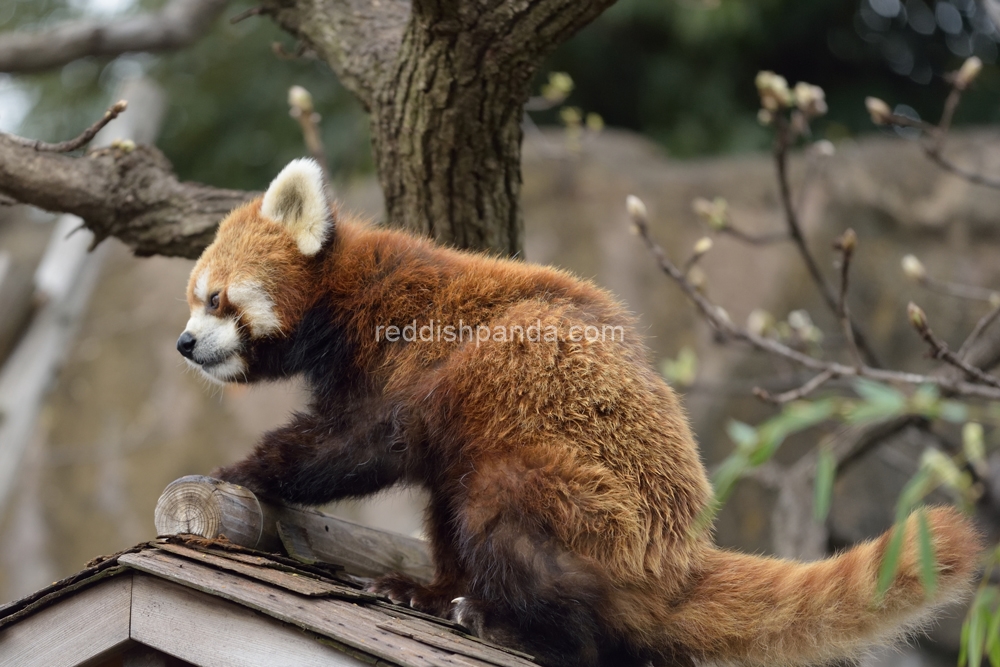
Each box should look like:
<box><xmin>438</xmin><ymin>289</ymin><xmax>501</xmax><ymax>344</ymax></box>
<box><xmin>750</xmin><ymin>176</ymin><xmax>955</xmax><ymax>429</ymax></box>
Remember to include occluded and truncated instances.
<box><xmin>153</xmin><ymin>542</ymin><xmax>374</xmax><ymax>600</ymax></box>
<box><xmin>119</xmin><ymin>550</ymin><xmax>496</xmax><ymax>667</ymax></box>
<box><xmin>374</xmin><ymin>615</ymin><xmax>535</xmax><ymax>667</ymax></box>
<box><xmin>130</xmin><ymin>575</ymin><xmax>367</xmax><ymax>667</ymax></box>
<box><xmin>0</xmin><ymin>574</ymin><xmax>132</xmax><ymax>667</ymax></box>
<box><xmin>0</xmin><ymin>565</ymin><xmax>130</xmax><ymax>631</ymax></box>
<box><xmin>278</xmin><ymin>513</ymin><xmax>434</xmax><ymax>583</ymax></box>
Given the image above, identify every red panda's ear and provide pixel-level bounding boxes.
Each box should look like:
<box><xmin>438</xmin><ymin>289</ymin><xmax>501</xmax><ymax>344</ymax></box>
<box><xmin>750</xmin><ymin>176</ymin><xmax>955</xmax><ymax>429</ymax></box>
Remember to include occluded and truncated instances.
<box><xmin>260</xmin><ymin>158</ymin><xmax>331</xmax><ymax>256</ymax></box>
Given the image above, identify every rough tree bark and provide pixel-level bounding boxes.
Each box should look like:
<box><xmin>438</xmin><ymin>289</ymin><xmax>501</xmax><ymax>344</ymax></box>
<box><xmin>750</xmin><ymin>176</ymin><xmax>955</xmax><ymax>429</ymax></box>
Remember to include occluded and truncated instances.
<box><xmin>0</xmin><ymin>0</ymin><xmax>617</xmax><ymax>256</ymax></box>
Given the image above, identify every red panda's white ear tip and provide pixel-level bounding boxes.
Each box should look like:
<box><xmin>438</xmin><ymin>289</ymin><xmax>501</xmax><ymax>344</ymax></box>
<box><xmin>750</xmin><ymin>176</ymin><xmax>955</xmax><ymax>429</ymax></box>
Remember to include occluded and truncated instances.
<box><xmin>261</xmin><ymin>158</ymin><xmax>330</xmax><ymax>256</ymax></box>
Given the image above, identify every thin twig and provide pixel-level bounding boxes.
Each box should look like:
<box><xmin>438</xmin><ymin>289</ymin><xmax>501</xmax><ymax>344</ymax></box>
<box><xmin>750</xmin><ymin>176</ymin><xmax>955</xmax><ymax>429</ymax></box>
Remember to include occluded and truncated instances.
<box><xmin>920</xmin><ymin>274</ymin><xmax>1000</xmax><ymax>303</ymax></box>
<box><xmin>958</xmin><ymin>302</ymin><xmax>1000</xmax><ymax>359</ymax></box>
<box><xmin>754</xmin><ymin>369</ymin><xmax>837</xmax><ymax>405</ymax></box>
<box><xmin>3</xmin><ymin>101</ymin><xmax>127</xmax><ymax>153</ymax></box>
<box><xmin>772</xmin><ymin>115</ymin><xmax>881</xmax><ymax>367</ymax></box>
<box><xmin>230</xmin><ymin>6</ymin><xmax>264</xmax><ymax>24</ymax></box>
<box><xmin>922</xmin><ymin>151</ymin><xmax>1000</xmax><ymax>189</ymax></box>
<box><xmin>907</xmin><ymin>303</ymin><xmax>1000</xmax><ymax>388</ymax></box>
<box><xmin>834</xmin><ymin>228</ymin><xmax>863</xmax><ymax>368</ymax></box>
<box><xmin>718</xmin><ymin>226</ymin><xmax>789</xmax><ymax>245</ymax></box>
<box><xmin>287</xmin><ymin>86</ymin><xmax>332</xmax><ymax>187</ymax></box>
<box><xmin>626</xmin><ymin>201</ymin><xmax>1000</xmax><ymax>401</ymax></box>
<box><xmin>272</xmin><ymin>42</ymin><xmax>309</xmax><ymax>60</ymax></box>
<box><xmin>881</xmin><ymin>105</ymin><xmax>1000</xmax><ymax>190</ymax></box>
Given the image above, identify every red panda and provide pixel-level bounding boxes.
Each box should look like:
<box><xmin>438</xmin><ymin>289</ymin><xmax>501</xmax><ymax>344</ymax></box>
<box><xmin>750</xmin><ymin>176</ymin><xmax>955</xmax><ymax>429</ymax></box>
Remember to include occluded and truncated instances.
<box><xmin>178</xmin><ymin>158</ymin><xmax>980</xmax><ymax>667</ymax></box>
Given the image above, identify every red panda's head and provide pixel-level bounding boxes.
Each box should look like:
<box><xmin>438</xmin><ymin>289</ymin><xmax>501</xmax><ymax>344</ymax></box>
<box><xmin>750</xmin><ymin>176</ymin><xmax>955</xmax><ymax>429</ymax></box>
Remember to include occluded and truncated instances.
<box><xmin>177</xmin><ymin>158</ymin><xmax>332</xmax><ymax>383</ymax></box>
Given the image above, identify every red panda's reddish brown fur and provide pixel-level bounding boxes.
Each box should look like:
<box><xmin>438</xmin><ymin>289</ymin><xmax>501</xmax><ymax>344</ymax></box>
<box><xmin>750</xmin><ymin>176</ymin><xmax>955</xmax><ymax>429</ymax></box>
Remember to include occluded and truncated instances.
<box><xmin>180</xmin><ymin>160</ymin><xmax>981</xmax><ymax>667</ymax></box>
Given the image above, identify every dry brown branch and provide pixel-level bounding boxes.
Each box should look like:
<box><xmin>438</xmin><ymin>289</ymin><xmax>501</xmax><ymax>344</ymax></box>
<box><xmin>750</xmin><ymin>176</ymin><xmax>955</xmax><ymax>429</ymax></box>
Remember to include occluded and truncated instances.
<box><xmin>3</xmin><ymin>101</ymin><xmax>127</xmax><ymax>153</ymax></box>
<box><xmin>626</xmin><ymin>197</ymin><xmax>1000</xmax><ymax>401</ymax></box>
<box><xmin>958</xmin><ymin>303</ymin><xmax>1000</xmax><ymax>360</ymax></box>
<box><xmin>718</xmin><ymin>226</ymin><xmax>789</xmax><ymax>245</ymax></box>
<box><xmin>922</xmin><ymin>274</ymin><xmax>1000</xmax><ymax>303</ymax></box>
<box><xmin>753</xmin><ymin>369</ymin><xmax>837</xmax><ymax>405</ymax></box>
<box><xmin>0</xmin><ymin>0</ymin><xmax>230</xmax><ymax>73</ymax></box>
<box><xmin>772</xmin><ymin>115</ymin><xmax>880</xmax><ymax>367</ymax></box>
<box><xmin>230</xmin><ymin>6</ymin><xmax>265</xmax><ymax>24</ymax></box>
<box><xmin>908</xmin><ymin>302</ymin><xmax>1000</xmax><ymax>389</ymax></box>
<box><xmin>0</xmin><ymin>134</ymin><xmax>252</xmax><ymax>258</ymax></box>
<box><xmin>287</xmin><ymin>86</ymin><xmax>331</xmax><ymax>184</ymax></box>
<box><xmin>871</xmin><ymin>60</ymin><xmax>1000</xmax><ymax>191</ymax></box>
<box><xmin>834</xmin><ymin>228</ymin><xmax>863</xmax><ymax>368</ymax></box>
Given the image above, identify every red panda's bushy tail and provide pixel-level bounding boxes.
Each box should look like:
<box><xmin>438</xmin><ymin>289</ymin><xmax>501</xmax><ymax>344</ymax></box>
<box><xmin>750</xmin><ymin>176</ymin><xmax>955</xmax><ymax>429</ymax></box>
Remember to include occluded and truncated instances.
<box><xmin>665</xmin><ymin>506</ymin><xmax>980</xmax><ymax>666</ymax></box>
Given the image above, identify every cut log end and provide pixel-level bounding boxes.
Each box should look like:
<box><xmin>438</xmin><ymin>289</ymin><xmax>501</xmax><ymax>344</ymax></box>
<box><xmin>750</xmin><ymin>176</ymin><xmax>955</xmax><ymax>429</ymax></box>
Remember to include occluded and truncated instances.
<box><xmin>154</xmin><ymin>474</ymin><xmax>227</xmax><ymax>539</ymax></box>
<box><xmin>154</xmin><ymin>475</ymin><xmax>276</xmax><ymax>550</ymax></box>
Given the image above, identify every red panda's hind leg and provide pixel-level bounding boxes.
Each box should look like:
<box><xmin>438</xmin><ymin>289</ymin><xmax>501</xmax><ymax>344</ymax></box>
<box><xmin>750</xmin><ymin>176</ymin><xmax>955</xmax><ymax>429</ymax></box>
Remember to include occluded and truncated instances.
<box><xmin>451</xmin><ymin>513</ymin><xmax>646</xmax><ymax>667</ymax></box>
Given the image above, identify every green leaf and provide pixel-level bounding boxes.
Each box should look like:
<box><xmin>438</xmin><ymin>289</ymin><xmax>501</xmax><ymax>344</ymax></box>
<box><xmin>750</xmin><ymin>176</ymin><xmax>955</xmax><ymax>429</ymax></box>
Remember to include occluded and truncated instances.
<box><xmin>726</xmin><ymin>420</ymin><xmax>758</xmax><ymax>452</ymax></box>
<box><xmin>711</xmin><ymin>454</ymin><xmax>748</xmax><ymax>504</ymax></box>
<box><xmin>940</xmin><ymin>400</ymin><xmax>969</xmax><ymax>423</ymax></box>
<box><xmin>876</xmin><ymin>521</ymin><xmax>907</xmax><ymax>599</ymax></box>
<box><xmin>814</xmin><ymin>447</ymin><xmax>835</xmax><ymax>522</ymax></box>
<box><xmin>962</xmin><ymin>612</ymin><xmax>971</xmax><ymax>667</ymax></box>
<box><xmin>854</xmin><ymin>378</ymin><xmax>906</xmax><ymax>404</ymax></box>
<box><xmin>750</xmin><ymin>399</ymin><xmax>835</xmax><ymax>465</ymax></box>
<box><xmin>916</xmin><ymin>509</ymin><xmax>937</xmax><ymax>599</ymax></box>
<box><xmin>970</xmin><ymin>602</ymin><xmax>986</xmax><ymax>667</ymax></box>
<box><xmin>661</xmin><ymin>346</ymin><xmax>698</xmax><ymax>387</ymax></box>
<box><xmin>987</xmin><ymin>604</ymin><xmax>1000</xmax><ymax>667</ymax></box>
<box><xmin>845</xmin><ymin>379</ymin><xmax>907</xmax><ymax>423</ymax></box>
<box><xmin>897</xmin><ymin>468</ymin><xmax>932</xmax><ymax>518</ymax></box>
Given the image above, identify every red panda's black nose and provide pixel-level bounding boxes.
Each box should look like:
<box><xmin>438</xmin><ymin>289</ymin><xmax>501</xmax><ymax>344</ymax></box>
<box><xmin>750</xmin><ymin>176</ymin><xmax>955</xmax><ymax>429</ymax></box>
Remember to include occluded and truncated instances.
<box><xmin>177</xmin><ymin>332</ymin><xmax>197</xmax><ymax>359</ymax></box>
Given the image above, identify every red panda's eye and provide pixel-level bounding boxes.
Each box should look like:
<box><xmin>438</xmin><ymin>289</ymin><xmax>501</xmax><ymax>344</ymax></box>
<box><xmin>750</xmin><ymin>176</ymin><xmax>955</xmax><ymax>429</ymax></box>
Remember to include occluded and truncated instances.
<box><xmin>209</xmin><ymin>292</ymin><xmax>221</xmax><ymax>310</ymax></box>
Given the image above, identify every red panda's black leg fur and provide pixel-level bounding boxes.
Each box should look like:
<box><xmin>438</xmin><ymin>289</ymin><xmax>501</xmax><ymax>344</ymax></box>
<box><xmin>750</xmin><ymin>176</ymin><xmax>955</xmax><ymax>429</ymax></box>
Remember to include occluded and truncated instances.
<box><xmin>451</xmin><ymin>518</ymin><xmax>643</xmax><ymax>667</ymax></box>
<box><xmin>213</xmin><ymin>406</ymin><xmax>407</xmax><ymax>505</ymax></box>
<box><xmin>368</xmin><ymin>492</ymin><xmax>470</xmax><ymax>616</ymax></box>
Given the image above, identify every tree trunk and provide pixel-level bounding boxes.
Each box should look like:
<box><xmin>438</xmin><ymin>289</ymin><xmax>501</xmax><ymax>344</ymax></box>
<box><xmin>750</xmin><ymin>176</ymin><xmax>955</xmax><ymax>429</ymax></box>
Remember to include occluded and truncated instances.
<box><xmin>266</xmin><ymin>0</ymin><xmax>617</xmax><ymax>257</ymax></box>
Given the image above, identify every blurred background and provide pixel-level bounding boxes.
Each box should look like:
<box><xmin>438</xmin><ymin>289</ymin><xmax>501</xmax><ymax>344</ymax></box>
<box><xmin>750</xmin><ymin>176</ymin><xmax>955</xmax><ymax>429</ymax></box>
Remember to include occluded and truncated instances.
<box><xmin>2</xmin><ymin>1</ymin><xmax>1000</xmax><ymax>664</ymax></box>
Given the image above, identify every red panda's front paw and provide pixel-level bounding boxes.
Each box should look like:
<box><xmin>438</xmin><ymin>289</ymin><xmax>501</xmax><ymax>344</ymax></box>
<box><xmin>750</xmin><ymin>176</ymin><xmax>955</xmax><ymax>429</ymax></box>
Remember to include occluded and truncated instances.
<box><xmin>366</xmin><ymin>574</ymin><xmax>457</xmax><ymax>618</ymax></box>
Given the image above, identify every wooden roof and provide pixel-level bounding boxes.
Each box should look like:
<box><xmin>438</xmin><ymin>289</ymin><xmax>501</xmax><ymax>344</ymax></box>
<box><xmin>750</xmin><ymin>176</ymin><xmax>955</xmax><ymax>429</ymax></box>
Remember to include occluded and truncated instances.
<box><xmin>0</xmin><ymin>536</ymin><xmax>536</xmax><ymax>667</ymax></box>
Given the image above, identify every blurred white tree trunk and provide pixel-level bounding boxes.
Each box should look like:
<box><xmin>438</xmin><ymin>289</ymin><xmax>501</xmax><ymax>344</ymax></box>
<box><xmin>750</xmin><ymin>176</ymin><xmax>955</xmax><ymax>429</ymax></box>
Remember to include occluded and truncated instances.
<box><xmin>0</xmin><ymin>78</ymin><xmax>165</xmax><ymax>514</ymax></box>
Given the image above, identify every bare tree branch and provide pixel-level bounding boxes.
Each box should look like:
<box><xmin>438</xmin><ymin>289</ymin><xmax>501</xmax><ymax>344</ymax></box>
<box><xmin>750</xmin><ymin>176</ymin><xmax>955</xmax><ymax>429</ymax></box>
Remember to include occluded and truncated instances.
<box><xmin>753</xmin><ymin>369</ymin><xmax>837</xmax><ymax>405</ymax></box>
<box><xmin>908</xmin><ymin>302</ymin><xmax>1000</xmax><ymax>389</ymax></box>
<box><xmin>958</xmin><ymin>302</ymin><xmax>1000</xmax><ymax>360</ymax></box>
<box><xmin>5</xmin><ymin>101</ymin><xmax>127</xmax><ymax>153</ymax></box>
<box><xmin>772</xmin><ymin>116</ymin><xmax>881</xmax><ymax>367</ymax></box>
<box><xmin>0</xmin><ymin>0</ymin><xmax>231</xmax><ymax>73</ymax></box>
<box><xmin>834</xmin><ymin>228</ymin><xmax>863</xmax><ymax>368</ymax></box>
<box><xmin>626</xmin><ymin>198</ymin><xmax>1000</xmax><ymax>401</ymax></box>
<box><xmin>0</xmin><ymin>134</ymin><xmax>252</xmax><ymax>258</ymax></box>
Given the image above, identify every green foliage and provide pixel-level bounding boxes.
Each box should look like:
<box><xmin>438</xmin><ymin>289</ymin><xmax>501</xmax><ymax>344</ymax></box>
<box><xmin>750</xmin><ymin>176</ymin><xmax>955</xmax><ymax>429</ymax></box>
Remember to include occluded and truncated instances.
<box><xmin>813</xmin><ymin>445</ymin><xmax>835</xmax><ymax>522</ymax></box>
<box><xmin>660</xmin><ymin>346</ymin><xmax>698</xmax><ymax>387</ymax></box>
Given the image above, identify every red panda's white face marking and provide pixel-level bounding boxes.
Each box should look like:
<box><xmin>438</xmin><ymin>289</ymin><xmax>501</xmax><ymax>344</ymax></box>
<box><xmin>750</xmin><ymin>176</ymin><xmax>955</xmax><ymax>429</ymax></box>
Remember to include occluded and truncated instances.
<box><xmin>228</xmin><ymin>280</ymin><xmax>281</xmax><ymax>337</ymax></box>
<box><xmin>193</xmin><ymin>269</ymin><xmax>209</xmax><ymax>303</ymax></box>
<box><xmin>179</xmin><ymin>267</ymin><xmax>248</xmax><ymax>383</ymax></box>
<box><xmin>181</xmin><ymin>307</ymin><xmax>246</xmax><ymax>383</ymax></box>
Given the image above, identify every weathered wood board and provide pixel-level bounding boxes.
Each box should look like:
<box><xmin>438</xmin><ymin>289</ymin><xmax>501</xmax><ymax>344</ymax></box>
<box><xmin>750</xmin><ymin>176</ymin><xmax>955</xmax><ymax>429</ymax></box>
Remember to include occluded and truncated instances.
<box><xmin>0</xmin><ymin>574</ymin><xmax>132</xmax><ymax>667</ymax></box>
<box><xmin>130</xmin><ymin>574</ymin><xmax>367</xmax><ymax>667</ymax></box>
